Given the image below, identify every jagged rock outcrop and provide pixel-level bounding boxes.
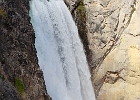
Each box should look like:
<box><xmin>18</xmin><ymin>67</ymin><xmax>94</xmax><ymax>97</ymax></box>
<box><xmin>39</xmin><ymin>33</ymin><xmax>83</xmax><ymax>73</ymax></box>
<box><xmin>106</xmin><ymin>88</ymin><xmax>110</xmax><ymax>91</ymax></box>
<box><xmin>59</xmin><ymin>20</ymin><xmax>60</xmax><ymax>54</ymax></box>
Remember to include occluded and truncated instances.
<box><xmin>0</xmin><ymin>0</ymin><xmax>51</xmax><ymax>100</ymax></box>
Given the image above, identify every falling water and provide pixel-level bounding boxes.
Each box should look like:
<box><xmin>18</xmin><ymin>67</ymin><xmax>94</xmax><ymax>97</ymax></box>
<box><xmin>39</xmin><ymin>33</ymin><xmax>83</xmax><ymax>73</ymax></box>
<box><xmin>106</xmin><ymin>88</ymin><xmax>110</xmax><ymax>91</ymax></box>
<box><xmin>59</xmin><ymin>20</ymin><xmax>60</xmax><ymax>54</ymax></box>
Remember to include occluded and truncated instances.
<box><xmin>29</xmin><ymin>0</ymin><xmax>96</xmax><ymax>100</ymax></box>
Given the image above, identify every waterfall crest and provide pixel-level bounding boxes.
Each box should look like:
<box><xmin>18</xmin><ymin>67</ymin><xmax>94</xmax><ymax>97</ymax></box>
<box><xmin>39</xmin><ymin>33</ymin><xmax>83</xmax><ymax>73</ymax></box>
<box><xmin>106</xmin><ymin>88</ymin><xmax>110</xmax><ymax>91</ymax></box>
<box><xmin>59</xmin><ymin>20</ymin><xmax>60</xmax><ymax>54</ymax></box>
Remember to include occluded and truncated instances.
<box><xmin>29</xmin><ymin>0</ymin><xmax>96</xmax><ymax>100</ymax></box>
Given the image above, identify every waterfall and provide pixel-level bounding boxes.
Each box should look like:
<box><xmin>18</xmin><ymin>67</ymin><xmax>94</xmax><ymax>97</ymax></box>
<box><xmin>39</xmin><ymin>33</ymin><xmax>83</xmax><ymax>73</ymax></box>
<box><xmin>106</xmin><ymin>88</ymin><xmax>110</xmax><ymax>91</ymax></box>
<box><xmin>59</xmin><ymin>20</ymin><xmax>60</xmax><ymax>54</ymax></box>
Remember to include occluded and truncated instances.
<box><xmin>29</xmin><ymin>0</ymin><xmax>96</xmax><ymax>100</ymax></box>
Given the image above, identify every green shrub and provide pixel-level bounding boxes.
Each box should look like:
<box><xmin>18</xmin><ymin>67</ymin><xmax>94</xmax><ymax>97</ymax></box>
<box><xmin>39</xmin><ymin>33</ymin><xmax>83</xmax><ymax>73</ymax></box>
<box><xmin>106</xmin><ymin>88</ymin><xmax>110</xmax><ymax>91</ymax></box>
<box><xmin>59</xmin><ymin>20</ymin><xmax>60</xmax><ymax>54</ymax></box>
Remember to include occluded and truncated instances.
<box><xmin>0</xmin><ymin>9</ymin><xmax>6</xmax><ymax>19</ymax></box>
<box><xmin>76</xmin><ymin>0</ymin><xmax>86</xmax><ymax>16</ymax></box>
<box><xmin>2</xmin><ymin>75</ymin><xmax>5</xmax><ymax>81</ymax></box>
<box><xmin>15</xmin><ymin>78</ymin><xmax>24</xmax><ymax>95</ymax></box>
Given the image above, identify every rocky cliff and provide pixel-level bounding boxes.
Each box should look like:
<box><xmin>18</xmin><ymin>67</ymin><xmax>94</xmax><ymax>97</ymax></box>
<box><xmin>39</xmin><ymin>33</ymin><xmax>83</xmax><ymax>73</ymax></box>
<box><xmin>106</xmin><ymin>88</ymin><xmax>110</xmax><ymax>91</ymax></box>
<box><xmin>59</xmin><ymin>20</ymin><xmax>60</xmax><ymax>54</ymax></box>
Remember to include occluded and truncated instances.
<box><xmin>90</xmin><ymin>0</ymin><xmax>140</xmax><ymax>100</ymax></box>
<box><xmin>0</xmin><ymin>0</ymin><xmax>51</xmax><ymax>100</ymax></box>
<box><xmin>1</xmin><ymin>0</ymin><xmax>140</xmax><ymax>100</ymax></box>
<box><xmin>66</xmin><ymin>0</ymin><xmax>140</xmax><ymax>100</ymax></box>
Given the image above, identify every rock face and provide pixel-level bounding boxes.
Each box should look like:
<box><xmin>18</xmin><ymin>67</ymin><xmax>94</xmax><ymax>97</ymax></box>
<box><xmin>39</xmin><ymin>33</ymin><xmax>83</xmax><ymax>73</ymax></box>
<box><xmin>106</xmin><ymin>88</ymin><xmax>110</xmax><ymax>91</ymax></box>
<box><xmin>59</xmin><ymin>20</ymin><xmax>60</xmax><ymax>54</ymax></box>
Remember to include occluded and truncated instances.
<box><xmin>0</xmin><ymin>0</ymin><xmax>51</xmax><ymax>100</ymax></box>
<box><xmin>91</xmin><ymin>0</ymin><xmax>140</xmax><ymax>99</ymax></box>
<box><xmin>64</xmin><ymin>0</ymin><xmax>81</xmax><ymax>12</ymax></box>
<box><xmin>1</xmin><ymin>0</ymin><xmax>139</xmax><ymax>99</ymax></box>
<box><xmin>84</xmin><ymin>0</ymin><xmax>136</xmax><ymax>70</ymax></box>
<box><xmin>0</xmin><ymin>74</ymin><xmax>22</xmax><ymax>100</ymax></box>
<box><xmin>65</xmin><ymin>0</ymin><xmax>140</xmax><ymax>100</ymax></box>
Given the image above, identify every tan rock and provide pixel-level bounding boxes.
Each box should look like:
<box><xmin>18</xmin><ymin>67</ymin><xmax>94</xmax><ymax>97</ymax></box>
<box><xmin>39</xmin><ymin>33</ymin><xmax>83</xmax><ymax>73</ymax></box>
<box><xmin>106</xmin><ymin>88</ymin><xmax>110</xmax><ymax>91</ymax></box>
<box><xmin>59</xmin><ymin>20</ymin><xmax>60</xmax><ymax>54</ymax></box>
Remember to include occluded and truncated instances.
<box><xmin>84</xmin><ymin>0</ymin><xmax>136</xmax><ymax>69</ymax></box>
<box><xmin>90</xmin><ymin>0</ymin><xmax>140</xmax><ymax>99</ymax></box>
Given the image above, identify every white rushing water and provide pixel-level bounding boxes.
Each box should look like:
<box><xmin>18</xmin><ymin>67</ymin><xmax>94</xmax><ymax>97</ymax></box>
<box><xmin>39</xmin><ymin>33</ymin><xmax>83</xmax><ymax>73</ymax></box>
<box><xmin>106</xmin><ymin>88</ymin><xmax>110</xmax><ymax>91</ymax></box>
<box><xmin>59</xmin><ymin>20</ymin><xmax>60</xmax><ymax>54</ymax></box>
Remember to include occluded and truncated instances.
<box><xmin>29</xmin><ymin>0</ymin><xmax>96</xmax><ymax>100</ymax></box>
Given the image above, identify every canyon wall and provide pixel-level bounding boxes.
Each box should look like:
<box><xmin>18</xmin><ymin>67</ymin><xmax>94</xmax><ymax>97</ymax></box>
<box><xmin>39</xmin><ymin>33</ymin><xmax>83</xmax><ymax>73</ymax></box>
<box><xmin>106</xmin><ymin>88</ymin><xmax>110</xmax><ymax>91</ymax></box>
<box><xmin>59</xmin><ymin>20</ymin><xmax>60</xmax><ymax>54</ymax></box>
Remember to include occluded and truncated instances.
<box><xmin>90</xmin><ymin>0</ymin><xmax>140</xmax><ymax>100</ymax></box>
<box><xmin>66</xmin><ymin>0</ymin><xmax>140</xmax><ymax>100</ymax></box>
<box><xmin>1</xmin><ymin>0</ymin><xmax>140</xmax><ymax>100</ymax></box>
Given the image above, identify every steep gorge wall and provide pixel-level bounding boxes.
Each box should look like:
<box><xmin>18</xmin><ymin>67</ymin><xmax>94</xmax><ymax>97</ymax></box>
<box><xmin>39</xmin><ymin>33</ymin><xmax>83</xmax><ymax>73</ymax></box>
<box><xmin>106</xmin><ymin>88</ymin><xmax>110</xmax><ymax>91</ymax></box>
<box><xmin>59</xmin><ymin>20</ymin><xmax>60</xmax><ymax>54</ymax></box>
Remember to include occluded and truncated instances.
<box><xmin>0</xmin><ymin>0</ymin><xmax>139</xmax><ymax>100</ymax></box>
<box><xmin>91</xmin><ymin>0</ymin><xmax>140</xmax><ymax>99</ymax></box>
<box><xmin>65</xmin><ymin>0</ymin><xmax>140</xmax><ymax>100</ymax></box>
<box><xmin>0</xmin><ymin>0</ymin><xmax>51</xmax><ymax>100</ymax></box>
